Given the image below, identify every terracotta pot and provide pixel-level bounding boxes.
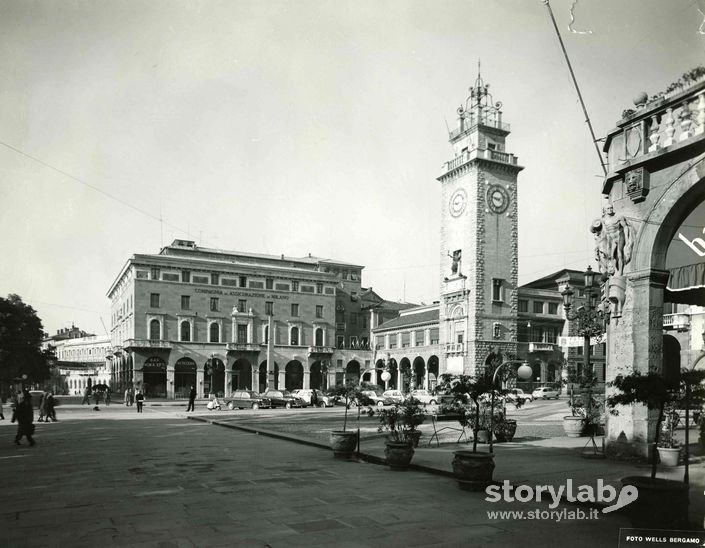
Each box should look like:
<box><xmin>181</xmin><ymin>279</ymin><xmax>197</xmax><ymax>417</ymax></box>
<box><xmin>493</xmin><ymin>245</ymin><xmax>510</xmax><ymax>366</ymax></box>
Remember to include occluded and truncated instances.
<box><xmin>494</xmin><ymin>420</ymin><xmax>517</xmax><ymax>442</ymax></box>
<box><xmin>562</xmin><ymin>416</ymin><xmax>585</xmax><ymax>438</ymax></box>
<box><xmin>330</xmin><ymin>430</ymin><xmax>357</xmax><ymax>459</ymax></box>
<box><xmin>385</xmin><ymin>440</ymin><xmax>414</xmax><ymax>470</ymax></box>
<box><xmin>620</xmin><ymin>476</ymin><xmax>689</xmax><ymax>529</ymax></box>
<box><xmin>452</xmin><ymin>450</ymin><xmax>495</xmax><ymax>491</ymax></box>
<box><xmin>657</xmin><ymin>446</ymin><xmax>681</xmax><ymax>467</ymax></box>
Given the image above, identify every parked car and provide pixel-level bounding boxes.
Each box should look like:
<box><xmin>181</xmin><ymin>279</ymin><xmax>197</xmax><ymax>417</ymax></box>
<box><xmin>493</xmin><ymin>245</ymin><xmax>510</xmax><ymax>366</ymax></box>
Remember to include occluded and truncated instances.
<box><xmin>506</xmin><ymin>388</ymin><xmax>533</xmax><ymax>403</ymax></box>
<box><xmin>291</xmin><ymin>389</ymin><xmax>333</xmax><ymax>408</ymax></box>
<box><xmin>262</xmin><ymin>389</ymin><xmax>307</xmax><ymax>409</ymax></box>
<box><xmin>361</xmin><ymin>390</ymin><xmax>393</xmax><ymax>407</ymax></box>
<box><xmin>409</xmin><ymin>389</ymin><xmax>438</xmax><ymax>405</ymax></box>
<box><xmin>382</xmin><ymin>390</ymin><xmax>405</xmax><ymax>403</ymax></box>
<box><xmin>225</xmin><ymin>390</ymin><xmax>271</xmax><ymax>410</ymax></box>
<box><xmin>532</xmin><ymin>386</ymin><xmax>560</xmax><ymax>400</ymax></box>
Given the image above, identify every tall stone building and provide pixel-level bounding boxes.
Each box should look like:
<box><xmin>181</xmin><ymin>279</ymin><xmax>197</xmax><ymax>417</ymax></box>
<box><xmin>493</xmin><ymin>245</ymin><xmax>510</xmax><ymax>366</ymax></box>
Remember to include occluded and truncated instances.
<box><xmin>437</xmin><ymin>71</ymin><xmax>523</xmax><ymax>375</ymax></box>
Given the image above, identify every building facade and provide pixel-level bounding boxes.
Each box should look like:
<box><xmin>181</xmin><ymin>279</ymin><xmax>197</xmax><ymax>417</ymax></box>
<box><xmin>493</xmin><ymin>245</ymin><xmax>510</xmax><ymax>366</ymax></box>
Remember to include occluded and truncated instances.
<box><xmin>107</xmin><ymin>239</ymin><xmax>401</xmax><ymax>399</ymax></box>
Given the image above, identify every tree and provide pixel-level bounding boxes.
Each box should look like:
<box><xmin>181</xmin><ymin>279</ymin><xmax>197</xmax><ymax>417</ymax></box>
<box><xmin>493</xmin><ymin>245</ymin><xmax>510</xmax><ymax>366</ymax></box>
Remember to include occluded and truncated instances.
<box><xmin>0</xmin><ymin>294</ymin><xmax>52</xmax><ymax>391</ymax></box>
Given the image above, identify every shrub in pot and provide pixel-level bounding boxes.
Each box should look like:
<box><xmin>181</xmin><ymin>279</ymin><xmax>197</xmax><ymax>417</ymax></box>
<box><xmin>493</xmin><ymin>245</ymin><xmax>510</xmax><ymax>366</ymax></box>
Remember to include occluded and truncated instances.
<box><xmin>375</xmin><ymin>397</ymin><xmax>426</xmax><ymax>469</ymax></box>
<box><xmin>329</xmin><ymin>381</ymin><xmax>371</xmax><ymax>459</ymax></box>
<box><xmin>607</xmin><ymin>369</ymin><xmax>705</xmax><ymax>529</ymax></box>
<box><xmin>656</xmin><ymin>405</ymin><xmax>681</xmax><ymax>467</ymax></box>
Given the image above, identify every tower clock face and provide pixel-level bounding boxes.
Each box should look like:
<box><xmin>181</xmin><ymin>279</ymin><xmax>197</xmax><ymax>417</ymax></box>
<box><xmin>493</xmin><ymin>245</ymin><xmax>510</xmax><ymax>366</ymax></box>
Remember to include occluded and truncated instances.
<box><xmin>486</xmin><ymin>184</ymin><xmax>510</xmax><ymax>214</ymax></box>
<box><xmin>449</xmin><ymin>188</ymin><xmax>467</xmax><ymax>217</ymax></box>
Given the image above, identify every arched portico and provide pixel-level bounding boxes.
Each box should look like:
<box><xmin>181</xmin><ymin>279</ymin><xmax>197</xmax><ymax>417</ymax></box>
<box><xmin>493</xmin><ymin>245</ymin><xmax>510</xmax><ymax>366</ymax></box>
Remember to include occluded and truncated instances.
<box><xmin>285</xmin><ymin>360</ymin><xmax>304</xmax><ymax>390</ymax></box>
<box><xmin>232</xmin><ymin>358</ymin><xmax>253</xmax><ymax>390</ymax></box>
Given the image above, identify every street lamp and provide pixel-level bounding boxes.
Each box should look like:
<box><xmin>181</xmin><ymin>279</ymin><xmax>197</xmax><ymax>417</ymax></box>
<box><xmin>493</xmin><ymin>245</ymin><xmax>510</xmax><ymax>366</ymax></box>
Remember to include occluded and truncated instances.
<box><xmin>489</xmin><ymin>360</ymin><xmax>532</xmax><ymax>453</ymax></box>
<box><xmin>561</xmin><ymin>266</ymin><xmax>607</xmax><ymax>442</ymax></box>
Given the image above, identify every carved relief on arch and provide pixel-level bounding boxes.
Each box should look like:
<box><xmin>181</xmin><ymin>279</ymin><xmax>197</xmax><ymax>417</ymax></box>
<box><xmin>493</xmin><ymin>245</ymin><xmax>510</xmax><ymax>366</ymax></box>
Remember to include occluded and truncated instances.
<box><xmin>447</xmin><ymin>303</ymin><xmax>466</xmax><ymax>319</ymax></box>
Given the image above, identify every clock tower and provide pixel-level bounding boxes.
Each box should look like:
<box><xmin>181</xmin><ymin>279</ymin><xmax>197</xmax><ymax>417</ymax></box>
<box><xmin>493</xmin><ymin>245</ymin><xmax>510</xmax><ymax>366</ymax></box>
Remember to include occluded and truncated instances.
<box><xmin>438</xmin><ymin>70</ymin><xmax>524</xmax><ymax>376</ymax></box>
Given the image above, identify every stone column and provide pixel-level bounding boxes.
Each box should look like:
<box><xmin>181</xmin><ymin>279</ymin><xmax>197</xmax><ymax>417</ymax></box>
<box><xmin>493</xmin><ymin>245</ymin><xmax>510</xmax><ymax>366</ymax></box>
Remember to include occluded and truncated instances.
<box><xmin>252</xmin><ymin>367</ymin><xmax>259</xmax><ymax>392</ymax></box>
<box><xmin>303</xmin><ymin>364</ymin><xmax>311</xmax><ymax>389</ymax></box>
<box><xmin>423</xmin><ymin>362</ymin><xmax>429</xmax><ymax>390</ymax></box>
<box><xmin>167</xmin><ymin>367</ymin><xmax>175</xmax><ymax>399</ymax></box>
<box><xmin>605</xmin><ymin>269</ymin><xmax>669</xmax><ymax>460</ymax></box>
<box><xmin>196</xmin><ymin>368</ymin><xmax>205</xmax><ymax>398</ymax></box>
<box><xmin>540</xmin><ymin>362</ymin><xmax>548</xmax><ymax>384</ymax></box>
<box><xmin>278</xmin><ymin>369</ymin><xmax>285</xmax><ymax>391</ymax></box>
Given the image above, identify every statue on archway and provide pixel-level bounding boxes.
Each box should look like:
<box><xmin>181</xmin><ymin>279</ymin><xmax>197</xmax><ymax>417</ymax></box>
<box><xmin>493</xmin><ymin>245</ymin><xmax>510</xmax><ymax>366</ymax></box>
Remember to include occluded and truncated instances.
<box><xmin>591</xmin><ymin>205</ymin><xmax>633</xmax><ymax>277</ymax></box>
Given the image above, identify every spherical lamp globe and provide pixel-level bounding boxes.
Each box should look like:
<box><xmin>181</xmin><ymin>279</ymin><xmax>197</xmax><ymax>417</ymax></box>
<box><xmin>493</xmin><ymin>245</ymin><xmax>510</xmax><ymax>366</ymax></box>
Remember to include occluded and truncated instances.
<box><xmin>381</xmin><ymin>371</ymin><xmax>391</xmax><ymax>382</ymax></box>
<box><xmin>517</xmin><ymin>364</ymin><xmax>532</xmax><ymax>381</ymax></box>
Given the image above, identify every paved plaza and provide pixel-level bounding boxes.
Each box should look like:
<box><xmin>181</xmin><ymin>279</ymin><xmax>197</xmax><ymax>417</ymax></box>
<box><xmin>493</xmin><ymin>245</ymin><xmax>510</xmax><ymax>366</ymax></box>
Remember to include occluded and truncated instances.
<box><xmin>1</xmin><ymin>402</ymin><xmax>702</xmax><ymax>547</ymax></box>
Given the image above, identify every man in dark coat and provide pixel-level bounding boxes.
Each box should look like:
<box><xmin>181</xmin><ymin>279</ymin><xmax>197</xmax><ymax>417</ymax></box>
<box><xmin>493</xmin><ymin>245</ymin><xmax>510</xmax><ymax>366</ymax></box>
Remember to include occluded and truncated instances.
<box><xmin>186</xmin><ymin>386</ymin><xmax>197</xmax><ymax>412</ymax></box>
<box><xmin>12</xmin><ymin>391</ymin><xmax>35</xmax><ymax>446</ymax></box>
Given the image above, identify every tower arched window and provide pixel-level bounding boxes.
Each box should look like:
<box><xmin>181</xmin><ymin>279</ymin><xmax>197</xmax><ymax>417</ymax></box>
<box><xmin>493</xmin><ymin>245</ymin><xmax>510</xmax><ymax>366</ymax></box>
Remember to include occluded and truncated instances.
<box><xmin>180</xmin><ymin>321</ymin><xmax>191</xmax><ymax>342</ymax></box>
<box><xmin>209</xmin><ymin>322</ymin><xmax>220</xmax><ymax>343</ymax></box>
<box><xmin>290</xmin><ymin>327</ymin><xmax>299</xmax><ymax>346</ymax></box>
<box><xmin>149</xmin><ymin>319</ymin><xmax>160</xmax><ymax>341</ymax></box>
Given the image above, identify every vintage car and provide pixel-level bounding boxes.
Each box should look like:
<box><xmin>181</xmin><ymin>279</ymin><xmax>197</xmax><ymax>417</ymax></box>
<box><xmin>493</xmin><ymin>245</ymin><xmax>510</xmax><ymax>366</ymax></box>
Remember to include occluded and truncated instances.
<box><xmin>225</xmin><ymin>390</ymin><xmax>271</xmax><ymax>410</ymax></box>
<box><xmin>261</xmin><ymin>390</ymin><xmax>307</xmax><ymax>409</ymax></box>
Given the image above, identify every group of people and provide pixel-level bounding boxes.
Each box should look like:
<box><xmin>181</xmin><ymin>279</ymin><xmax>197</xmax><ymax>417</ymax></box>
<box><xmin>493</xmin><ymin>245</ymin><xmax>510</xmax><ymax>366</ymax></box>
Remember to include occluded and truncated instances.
<box><xmin>1</xmin><ymin>390</ymin><xmax>38</xmax><ymax>446</ymax></box>
<box><xmin>37</xmin><ymin>391</ymin><xmax>58</xmax><ymax>422</ymax></box>
<box><xmin>123</xmin><ymin>387</ymin><xmax>145</xmax><ymax>412</ymax></box>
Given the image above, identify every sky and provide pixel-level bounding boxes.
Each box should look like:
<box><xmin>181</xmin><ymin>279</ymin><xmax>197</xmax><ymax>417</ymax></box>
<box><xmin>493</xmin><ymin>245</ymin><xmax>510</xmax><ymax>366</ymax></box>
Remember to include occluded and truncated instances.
<box><xmin>1</xmin><ymin>0</ymin><xmax>703</xmax><ymax>337</ymax></box>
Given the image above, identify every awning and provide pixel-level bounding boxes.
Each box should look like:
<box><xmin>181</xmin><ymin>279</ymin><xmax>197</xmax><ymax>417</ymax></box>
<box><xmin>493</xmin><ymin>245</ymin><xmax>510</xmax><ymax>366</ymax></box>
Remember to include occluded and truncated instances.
<box><xmin>666</xmin><ymin>263</ymin><xmax>705</xmax><ymax>305</ymax></box>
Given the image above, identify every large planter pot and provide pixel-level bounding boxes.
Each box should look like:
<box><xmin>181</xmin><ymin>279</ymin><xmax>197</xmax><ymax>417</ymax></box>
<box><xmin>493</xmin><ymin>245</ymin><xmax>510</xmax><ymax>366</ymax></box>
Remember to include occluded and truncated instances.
<box><xmin>385</xmin><ymin>440</ymin><xmax>415</xmax><ymax>470</ymax></box>
<box><xmin>657</xmin><ymin>446</ymin><xmax>681</xmax><ymax>467</ymax></box>
<box><xmin>475</xmin><ymin>429</ymin><xmax>491</xmax><ymax>444</ymax></box>
<box><xmin>620</xmin><ymin>476</ymin><xmax>689</xmax><ymax>529</ymax></box>
<box><xmin>494</xmin><ymin>420</ymin><xmax>517</xmax><ymax>442</ymax></box>
<box><xmin>452</xmin><ymin>450</ymin><xmax>495</xmax><ymax>491</ymax></box>
<box><xmin>562</xmin><ymin>416</ymin><xmax>585</xmax><ymax>438</ymax></box>
<box><xmin>330</xmin><ymin>430</ymin><xmax>357</xmax><ymax>459</ymax></box>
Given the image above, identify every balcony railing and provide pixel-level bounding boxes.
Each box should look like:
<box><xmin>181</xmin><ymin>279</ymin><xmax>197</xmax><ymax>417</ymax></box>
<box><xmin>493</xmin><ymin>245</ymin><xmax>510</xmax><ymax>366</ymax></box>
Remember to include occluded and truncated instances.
<box><xmin>663</xmin><ymin>313</ymin><xmax>690</xmax><ymax>331</ymax></box>
<box><xmin>123</xmin><ymin>339</ymin><xmax>172</xmax><ymax>350</ymax></box>
<box><xmin>308</xmin><ymin>346</ymin><xmax>336</xmax><ymax>355</ymax></box>
<box><xmin>442</xmin><ymin>148</ymin><xmax>519</xmax><ymax>174</ymax></box>
<box><xmin>446</xmin><ymin>342</ymin><xmax>465</xmax><ymax>354</ymax></box>
<box><xmin>226</xmin><ymin>342</ymin><xmax>261</xmax><ymax>352</ymax></box>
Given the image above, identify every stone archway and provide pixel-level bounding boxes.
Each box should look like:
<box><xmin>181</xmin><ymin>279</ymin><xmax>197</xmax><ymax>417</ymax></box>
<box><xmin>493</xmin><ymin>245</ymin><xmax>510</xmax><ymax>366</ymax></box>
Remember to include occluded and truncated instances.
<box><xmin>412</xmin><ymin>357</ymin><xmax>426</xmax><ymax>390</ymax></box>
<box><xmin>204</xmin><ymin>357</ymin><xmax>225</xmax><ymax>397</ymax></box>
<box><xmin>142</xmin><ymin>356</ymin><xmax>167</xmax><ymax>398</ymax></box>
<box><xmin>285</xmin><ymin>360</ymin><xmax>304</xmax><ymax>390</ymax></box>
<box><xmin>259</xmin><ymin>360</ymin><xmax>279</xmax><ymax>392</ymax></box>
<box><xmin>232</xmin><ymin>358</ymin><xmax>252</xmax><ymax>390</ymax></box>
<box><xmin>174</xmin><ymin>357</ymin><xmax>197</xmax><ymax>399</ymax></box>
<box><xmin>345</xmin><ymin>361</ymin><xmax>360</xmax><ymax>385</ymax></box>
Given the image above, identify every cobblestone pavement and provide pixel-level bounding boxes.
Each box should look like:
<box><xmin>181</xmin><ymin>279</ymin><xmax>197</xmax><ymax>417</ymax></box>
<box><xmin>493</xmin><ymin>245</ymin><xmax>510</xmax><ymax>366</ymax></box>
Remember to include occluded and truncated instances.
<box><xmin>0</xmin><ymin>404</ymin><xmax>631</xmax><ymax>547</ymax></box>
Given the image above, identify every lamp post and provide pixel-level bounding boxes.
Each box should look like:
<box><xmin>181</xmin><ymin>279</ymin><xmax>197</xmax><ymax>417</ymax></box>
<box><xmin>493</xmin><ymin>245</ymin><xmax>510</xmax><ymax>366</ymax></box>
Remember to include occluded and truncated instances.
<box><xmin>560</xmin><ymin>266</ymin><xmax>606</xmax><ymax>433</ymax></box>
<box><xmin>208</xmin><ymin>352</ymin><xmax>216</xmax><ymax>398</ymax></box>
<box><xmin>489</xmin><ymin>360</ymin><xmax>533</xmax><ymax>453</ymax></box>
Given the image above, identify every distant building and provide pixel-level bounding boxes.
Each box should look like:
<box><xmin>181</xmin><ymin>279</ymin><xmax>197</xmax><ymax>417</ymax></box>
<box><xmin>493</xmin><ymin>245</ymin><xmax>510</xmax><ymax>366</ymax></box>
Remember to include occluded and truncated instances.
<box><xmin>107</xmin><ymin>239</ymin><xmax>405</xmax><ymax>399</ymax></box>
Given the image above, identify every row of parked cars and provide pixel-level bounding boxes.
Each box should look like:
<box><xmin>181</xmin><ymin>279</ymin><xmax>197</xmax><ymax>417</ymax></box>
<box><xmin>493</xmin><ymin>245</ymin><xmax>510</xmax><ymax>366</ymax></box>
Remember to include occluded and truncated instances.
<box><xmin>220</xmin><ymin>385</ymin><xmax>561</xmax><ymax>411</ymax></box>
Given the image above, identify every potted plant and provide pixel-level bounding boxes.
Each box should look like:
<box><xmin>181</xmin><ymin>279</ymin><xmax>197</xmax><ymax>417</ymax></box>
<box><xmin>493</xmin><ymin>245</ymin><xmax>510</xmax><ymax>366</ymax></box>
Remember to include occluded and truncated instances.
<box><xmin>329</xmin><ymin>381</ymin><xmax>366</xmax><ymax>459</ymax></box>
<box><xmin>657</xmin><ymin>405</ymin><xmax>681</xmax><ymax>467</ymax></box>
<box><xmin>375</xmin><ymin>396</ymin><xmax>426</xmax><ymax>469</ymax></box>
<box><xmin>607</xmin><ymin>369</ymin><xmax>705</xmax><ymax>529</ymax></box>
<box><xmin>437</xmin><ymin>372</ymin><xmax>496</xmax><ymax>490</ymax></box>
<box><xmin>493</xmin><ymin>410</ymin><xmax>517</xmax><ymax>443</ymax></box>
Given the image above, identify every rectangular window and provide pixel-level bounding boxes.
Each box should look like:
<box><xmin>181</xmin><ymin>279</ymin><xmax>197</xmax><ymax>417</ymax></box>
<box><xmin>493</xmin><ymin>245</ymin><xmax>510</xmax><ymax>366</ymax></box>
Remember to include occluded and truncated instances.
<box><xmin>150</xmin><ymin>268</ymin><xmax>160</xmax><ymax>280</ymax></box>
<box><xmin>316</xmin><ymin>283</ymin><xmax>323</xmax><ymax>294</ymax></box>
<box><xmin>182</xmin><ymin>270</ymin><xmax>190</xmax><ymax>283</ymax></box>
<box><xmin>150</xmin><ymin>293</ymin><xmax>160</xmax><ymax>308</ymax></box>
<box><xmin>533</xmin><ymin>301</ymin><xmax>544</xmax><ymax>314</ymax></box>
<box><xmin>237</xmin><ymin>324</ymin><xmax>248</xmax><ymax>343</ymax></box>
<box><xmin>210</xmin><ymin>297</ymin><xmax>219</xmax><ymax>312</ymax></box>
<box><xmin>336</xmin><ymin>335</ymin><xmax>344</xmax><ymax>349</ymax></box>
<box><xmin>291</xmin><ymin>303</ymin><xmax>299</xmax><ymax>317</ymax></box>
<box><xmin>292</xmin><ymin>281</ymin><xmax>299</xmax><ymax>292</ymax></box>
<box><xmin>266</xmin><ymin>278</ymin><xmax>274</xmax><ymax>290</ymax></box>
<box><xmin>316</xmin><ymin>305</ymin><xmax>323</xmax><ymax>318</ymax></box>
<box><xmin>350</xmin><ymin>313</ymin><xmax>357</xmax><ymax>326</ymax></box>
<box><xmin>211</xmin><ymin>273</ymin><xmax>219</xmax><ymax>285</ymax></box>
<box><xmin>492</xmin><ymin>279</ymin><xmax>503</xmax><ymax>302</ymax></box>
<box><xmin>238</xmin><ymin>299</ymin><xmax>247</xmax><ymax>312</ymax></box>
<box><xmin>518</xmin><ymin>299</ymin><xmax>528</xmax><ymax>313</ymax></box>
<box><xmin>548</xmin><ymin>302</ymin><xmax>559</xmax><ymax>315</ymax></box>
<box><xmin>430</xmin><ymin>328</ymin><xmax>439</xmax><ymax>345</ymax></box>
<box><xmin>265</xmin><ymin>301</ymin><xmax>274</xmax><ymax>315</ymax></box>
<box><xmin>181</xmin><ymin>295</ymin><xmax>190</xmax><ymax>309</ymax></box>
<box><xmin>350</xmin><ymin>336</ymin><xmax>359</xmax><ymax>348</ymax></box>
<box><xmin>239</xmin><ymin>276</ymin><xmax>247</xmax><ymax>287</ymax></box>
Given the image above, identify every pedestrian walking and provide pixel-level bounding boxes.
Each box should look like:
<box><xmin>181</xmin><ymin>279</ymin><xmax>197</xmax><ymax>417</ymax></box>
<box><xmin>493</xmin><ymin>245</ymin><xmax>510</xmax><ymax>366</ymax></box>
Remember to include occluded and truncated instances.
<box><xmin>310</xmin><ymin>389</ymin><xmax>319</xmax><ymax>408</ymax></box>
<box><xmin>135</xmin><ymin>390</ymin><xmax>144</xmax><ymax>413</ymax></box>
<box><xmin>46</xmin><ymin>392</ymin><xmax>58</xmax><ymax>422</ymax></box>
<box><xmin>186</xmin><ymin>385</ymin><xmax>197</xmax><ymax>412</ymax></box>
<box><xmin>128</xmin><ymin>387</ymin><xmax>134</xmax><ymax>406</ymax></box>
<box><xmin>124</xmin><ymin>388</ymin><xmax>130</xmax><ymax>406</ymax></box>
<box><xmin>105</xmin><ymin>388</ymin><xmax>111</xmax><ymax>406</ymax></box>
<box><xmin>12</xmin><ymin>390</ymin><xmax>35</xmax><ymax>446</ymax></box>
<box><xmin>81</xmin><ymin>386</ymin><xmax>91</xmax><ymax>405</ymax></box>
<box><xmin>37</xmin><ymin>391</ymin><xmax>47</xmax><ymax>422</ymax></box>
